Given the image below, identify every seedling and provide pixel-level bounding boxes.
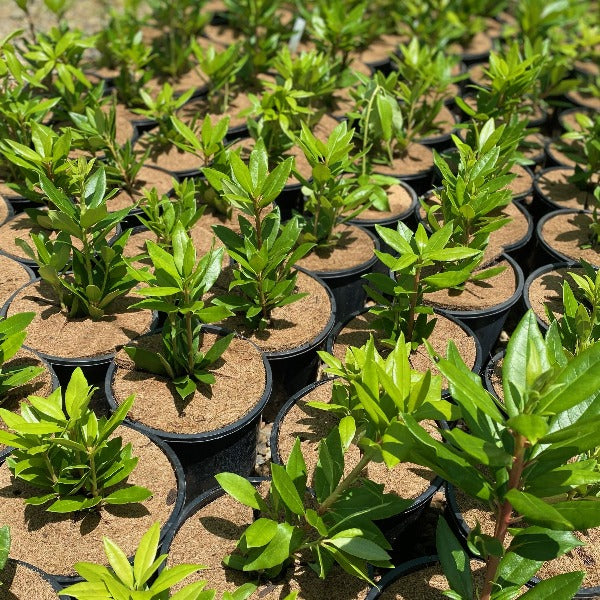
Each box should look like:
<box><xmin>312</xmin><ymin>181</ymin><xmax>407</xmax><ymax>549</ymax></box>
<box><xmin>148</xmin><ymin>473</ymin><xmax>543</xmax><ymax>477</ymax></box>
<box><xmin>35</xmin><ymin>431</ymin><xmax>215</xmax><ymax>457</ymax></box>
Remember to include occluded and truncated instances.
<box><xmin>16</xmin><ymin>162</ymin><xmax>137</xmax><ymax>320</ymax></box>
<box><xmin>0</xmin><ymin>368</ymin><xmax>152</xmax><ymax>513</ymax></box>
<box><xmin>293</xmin><ymin>120</ymin><xmax>391</xmax><ymax>250</ymax></box>
<box><xmin>0</xmin><ymin>313</ymin><xmax>44</xmax><ymax>402</ymax></box>
<box><xmin>217</xmin><ymin>334</ymin><xmax>454</xmax><ymax>583</ymax></box>
<box><xmin>204</xmin><ymin>140</ymin><xmax>314</xmax><ymax>331</ymax></box>
<box><xmin>363</xmin><ymin>222</ymin><xmax>481</xmax><ymax>349</ymax></box>
<box><xmin>126</xmin><ymin>225</ymin><xmax>234</xmax><ymax>400</ymax></box>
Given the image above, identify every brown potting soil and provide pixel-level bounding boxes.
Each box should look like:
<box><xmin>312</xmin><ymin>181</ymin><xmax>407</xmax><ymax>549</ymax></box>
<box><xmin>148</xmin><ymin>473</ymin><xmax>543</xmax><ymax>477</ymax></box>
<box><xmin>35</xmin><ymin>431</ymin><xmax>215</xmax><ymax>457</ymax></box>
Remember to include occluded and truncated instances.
<box><xmin>536</xmin><ymin>168</ymin><xmax>595</xmax><ymax>210</ymax></box>
<box><xmin>371</xmin><ymin>143</ymin><xmax>434</xmax><ymax>178</ymax></box>
<box><xmin>106</xmin><ymin>102</ymin><xmax>136</xmax><ymax>147</ymax></box>
<box><xmin>166</xmin><ymin>485</ymin><xmax>370</xmax><ymax>599</ymax></box>
<box><xmin>296</xmin><ymin>224</ymin><xmax>375</xmax><ymax>272</ymax></box>
<box><xmin>425</xmin><ymin>258</ymin><xmax>517</xmax><ymax>310</ymax></box>
<box><xmin>559</xmin><ymin>108</ymin><xmax>593</xmax><ymax>133</ymax></box>
<box><xmin>508</xmin><ymin>164</ymin><xmax>533</xmax><ymax>198</ymax></box>
<box><xmin>567</xmin><ymin>90</ymin><xmax>600</xmax><ymax>111</ymax></box>
<box><xmin>540</xmin><ymin>212</ymin><xmax>600</xmax><ymax>267</ymax></box>
<box><xmin>0</xmin><ymin>255</ymin><xmax>31</xmax><ymax>309</ymax></box>
<box><xmin>207</xmin><ymin>268</ymin><xmax>332</xmax><ymax>354</ymax></box>
<box><xmin>546</xmin><ymin>140</ymin><xmax>582</xmax><ymax>169</ymax></box>
<box><xmin>112</xmin><ymin>332</ymin><xmax>266</xmax><ymax>434</ymax></box>
<box><xmin>0</xmin><ymin>426</ymin><xmax>178</xmax><ymax>576</ymax></box>
<box><xmin>354</xmin><ymin>183</ymin><xmax>414</xmax><ymax>222</ymax></box>
<box><xmin>0</xmin><ymin>213</ymin><xmax>49</xmax><ymax>261</ymax></box>
<box><xmin>0</xmin><ymin>348</ymin><xmax>55</xmax><ymax>453</ymax></box>
<box><xmin>137</xmin><ymin>140</ymin><xmax>204</xmax><ymax>174</ymax></box>
<box><xmin>420</xmin><ymin>105</ymin><xmax>457</xmax><ymax>139</ymax></box>
<box><xmin>448</xmin><ymin>30</ymin><xmax>492</xmax><ymax>57</ymax></box>
<box><xmin>6</xmin><ymin>281</ymin><xmax>154</xmax><ymax>359</ymax></box>
<box><xmin>331</xmin><ymin>310</ymin><xmax>477</xmax><ymax>377</ymax></box>
<box><xmin>521</xmin><ymin>132</ymin><xmax>547</xmax><ymax>163</ymax></box>
<box><xmin>0</xmin><ymin>561</ymin><xmax>57</xmax><ymax>600</ymax></box>
<box><xmin>526</xmin><ymin>267</ymin><xmax>581</xmax><ymax>325</ymax></box>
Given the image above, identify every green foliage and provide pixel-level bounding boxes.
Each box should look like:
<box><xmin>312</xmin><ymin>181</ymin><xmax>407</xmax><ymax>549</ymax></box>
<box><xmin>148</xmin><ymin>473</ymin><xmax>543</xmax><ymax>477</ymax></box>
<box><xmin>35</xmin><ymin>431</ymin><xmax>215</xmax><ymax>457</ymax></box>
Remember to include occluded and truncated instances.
<box><xmin>0</xmin><ymin>525</ymin><xmax>9</xmax><ymax>586</ymax></box>
<box><xmin>0</xmin><ymin>313</ymin><xmax>44</xmax><ymax>401</ymax></box>
<box><xmin>134</xmin><ymin>83</ymin><xmax>195</xmax><ymax>149</ymax></box>
<box><xmin>59</xmin><ymin>521</ymin><xmax>246</xmax><ymax>600</ymax></box>
<box><xmin>0</xmin><ymin>368</ymin><xmax>152</xmax><ymax>513</ymax></box>
<box><xmin>127</xmin><ymin>224</ymin><xmax>234</xmax><ymax>400</ymax></box>
<box><xmin>301</xmin><ymin>0</ymin><xmax>380</xmax><ymax>68</ymax></box>
<box><xmin>0</xmin><ymin>122</ymin><xmax>73</xmax><ymax>202</ymax></box>
<box><xmin>205</xmin><ymin>140</ymin><xmax>314</xmax><ymax>330</ymax></box>
<box><xmin>403</xmin><ymin>310</ymin><xmax>600</xmax><ymax>599</ymax></box>
<box><xmin>170</xmin><ymin>114</ymin><xmax>230</xmax><ymax>169</ymax></box>
<box><xmin>191</xmin><ymin>42</ymin><xmax>248</xmax><ymax>113</ymax></box>
<box><xmin>363</xmin><ymin>222</ymin><xmax>480</xmax><ymax>348</ymax></box>
<box><xmin>428</xmin><ymin>119</ymin><xmax>517</xmax><ymax>253</ymax></box>
<box><xmin>16</xmin><ymin>162</ymin><xmax>137</xmax><ymax>320</ymax></box>
<box><xmin>293</xmin><ymin>120</ymin><xmax>391</xmax><ymax>249</ymax></box>
<box><xmin>69</xmin><ymin>100</ymin><xmax>148</xmax><ymax>194</ymax></box>
<box><xmin>217</xmin><ymin>334</ymin><xmax>451</xmax><ymax>582</ymax></box>
<box><xmin>545</xmin><ymin>262</ymin><xmax>600</xmax><ymax>356</ymax></box>
<box><xmin>137</xmin><ymin>178</ymin><xmax>205</xmax><ymax>251</ymax></box>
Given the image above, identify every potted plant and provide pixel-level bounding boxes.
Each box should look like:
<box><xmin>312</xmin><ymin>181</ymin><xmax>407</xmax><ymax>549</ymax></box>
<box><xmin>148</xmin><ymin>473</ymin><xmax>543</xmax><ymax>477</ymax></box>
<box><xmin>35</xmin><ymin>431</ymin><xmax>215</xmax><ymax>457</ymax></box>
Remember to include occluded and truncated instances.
<box><xmin>106</xmin><ymin>225</ymin><xmax>271</xmax><ymax>495</ymax></box>
<box><xmin>4</xmin><ymin>162</ymin><xmax>155</xmax><ymax>383</ymax></box>
<box><xmin>0</xmin><ymin>367</ymin><xmax>185</xmax><ymax>580</ymax></box>
<box><xmin>204</xmin><ymin>139</ymin><xmax>336</xmax><ymax>398</ymax></box>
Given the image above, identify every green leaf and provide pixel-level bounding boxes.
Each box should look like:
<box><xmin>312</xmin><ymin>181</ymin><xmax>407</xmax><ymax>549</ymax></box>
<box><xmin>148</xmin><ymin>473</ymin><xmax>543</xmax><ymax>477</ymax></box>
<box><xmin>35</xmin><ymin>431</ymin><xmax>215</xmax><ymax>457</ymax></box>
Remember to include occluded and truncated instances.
<box><xmin>506</xmin><ymin>415</ymin><xmax>548</xmax><ymax>445</ymax></box>
<box><xmin>328</xmin><ymin>533</ymin><xmax>390</xmax><ymax>562</ymax></box>
<box><xmin>0</xmin><ymin>526</ymin><xmax>10</xmax><ymax>571</ymax></box>
<box><xmin>517</xmin><ymin>572</ymin><xmax>585</xmax><ymax>600</ymax></box>
<box><xmin>243</xmin><ymin>518</ymin><xmax>278</xmax><ymax>548</ymax></box>
<box><xmin>104</xmin><ymin>486</ymin><xmax>153</xmax><ymax>505</ymax></box>
<box><xmin>508</xmin><ymin>527</ymin><xmax>583</xmax><ymax>561</ymax></box>
<box><xmin>270</xmin><ymin>463</ymin><xmax>305</xmax><ymax>516</ymax></box>
<box><xmin>104</xmin><ymin>535</ymin><xmax>134</xmax><ymax>588</ymax></box>
<box><xmin>436</xmin><ymin>517</ymin><xmax>472</xmax><ymax>600</ymax></box>
<box><xmin>133</xmin><ymin>522</ymin><xmax>161</xmax><ymax>587</ymax></box>
<box><xmin>215</xmin><ymin>473</ymin><xmax>267</xmax><ymax>511</ymax></box>
<box><xmin>241</xmin><ymin>523</ymin><xmax>301</xmax><ymax>572</ymax></box>
<box><xmin>504</xmin><ymin>490</ymin><xmax>572</xmax><ymax>530</ymax></box>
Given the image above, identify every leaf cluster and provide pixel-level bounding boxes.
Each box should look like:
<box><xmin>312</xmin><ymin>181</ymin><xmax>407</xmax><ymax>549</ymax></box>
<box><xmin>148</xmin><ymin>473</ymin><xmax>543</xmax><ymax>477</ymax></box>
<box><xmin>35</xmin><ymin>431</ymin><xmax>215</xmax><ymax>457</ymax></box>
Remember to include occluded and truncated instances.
<box><xmin>0</xmin><ymin>313</ymin><xmax>44</xmax><ymax>401</ymax></box>
<box><xmin>17</xmin><ymin>164</ymin><xmax>137</xmax><ymax>320</ymax></box>
<box><xmin>0</xmin><ymin>368</ymin><xmax>152</xmax><ymax>513</ymax></box>
<box><xmin>404</xmin><ymin>310</ymin><xmax>600</xmax><ymax>599</ymax></box>
<box><xmin>364</xmin><ymin>222</ymin><xmax>481</xmax><ymax>348</ymax></box>
<box><xmin>126</xmin><ymin>224</ymin><xmax>234</xmax><ymax>399</ymax></box>
<box><xmin>205</xmin><ymin>140</ymin><xmax>314</xmax><ymax>330</ymax></box>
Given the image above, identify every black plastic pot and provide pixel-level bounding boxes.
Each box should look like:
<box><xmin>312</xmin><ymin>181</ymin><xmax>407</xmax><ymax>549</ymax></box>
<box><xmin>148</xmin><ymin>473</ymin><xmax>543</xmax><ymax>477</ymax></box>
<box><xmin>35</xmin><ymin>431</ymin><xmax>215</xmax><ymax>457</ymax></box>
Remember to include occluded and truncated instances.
<box><xmin>482</xmin><ymin>349</ymin><xmax>504</xmax><ymax>399</ymax></box>
<box><xmin>104</xmin><ymin>326</ymin><xmax>272</xmax><ymax>498</ymax></box>
<box><xmin>275</xmin><ymin>181</ymin><xmax>304</xmax><ymax>221</ymax></box>
<box><xmin>264</xmin><ymin>269</ymin><xmax>337</xmax><ymax>400</ymax></box>
<box><xmin>325</xmin><ymin>307</ymin><xmax>484</xmax><ymax>396</ymax></box>
<box><xmin>0</xmin><ymin>278</ymin><xmax>158</xmax><ymax>388</ymax></box>
<box><xmin>522</xmin><ymin>261</ymin><xmax>578</xmax><ymax>333</ymax></box>
<box><xmin>432</xmin><ymin>253</ymin><xmax>525</xmax><ymax>361</ymax></box>
<box><xmin>364</xmin><ymin>555</ymin><xmax>439</xmax><ymax>599</ymax></box>
<box><xmin>444</xmin><ymin>482</ymin><xmax>600</xmax><ymax>599</ymax></box>
<box><xmin>0</xmin><ymin>423</ymin><xmax>185</xmax><ymax>586</ymax></box>
<box><xmin>270</xmin><ymin>378</ymin><xmax>445</xmax><ymax>546</ymax></box>
<box><xmin>535</xmin><ymin>209</ymin><xmax>597</xmax><ymax>269</ymax></box>
<box><xmin>299</xmin><ymin>225</ymin><xmax>379</xmax><ymax>327</ymax></box>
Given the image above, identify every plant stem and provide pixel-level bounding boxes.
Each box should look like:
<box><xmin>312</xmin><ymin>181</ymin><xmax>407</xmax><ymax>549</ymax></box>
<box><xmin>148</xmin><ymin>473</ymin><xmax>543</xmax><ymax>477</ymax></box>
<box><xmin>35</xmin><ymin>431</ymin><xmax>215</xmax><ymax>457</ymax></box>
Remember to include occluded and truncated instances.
<box><xmin>361</xmin><ymin>85</ymin><xmax>381</xmax><ymax>177</ymax></box>
<box><xmin>406</xmin><ymin>265</ymin><xmax>421</xmax><ymax>343</ymax></box>
<box><xmin>318</xmin><ymin>446</ymin><xmax>376</xmax><ymax>515</ymax></box>
<box><xmin>480</xmin><ymin>434</ymin><xmax>526</xmax><ymax>600</ymax></box>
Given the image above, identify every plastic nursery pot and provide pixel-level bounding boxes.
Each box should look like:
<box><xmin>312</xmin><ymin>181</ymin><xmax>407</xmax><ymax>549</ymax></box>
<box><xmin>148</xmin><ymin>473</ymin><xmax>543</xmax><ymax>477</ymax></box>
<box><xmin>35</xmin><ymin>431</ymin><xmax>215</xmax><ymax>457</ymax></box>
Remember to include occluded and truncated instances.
<box><xmin>275</xmin><ymin>181</ymin><xmax>304</xmax><ymax>222</ymax></box>
<box><xmin>444</xmin><ymin>483</ymin><xmax>600</xmax><ymax>599</ymax></box>
<box><xmin>299</xmin><ymin>225</ymin><xmax>380</xmax><ymax>327</ymax></box>
<box><xmin>0</xmin><ymin>278</ymin><xmax>159</xmax><ymax>388</ymax></box>
<box><xmin>0</xmin><ymin>559</ymin><xmax>62</xmax><ymax>597</ymax></box>
<box><xmin>325</xmin><ymin>307</ymin><xmax>484</xmax><ymax>399</ymax></box>
<box><xmin>0</xmin><ymin>422</ymin><xmax>186</xmax><ymax>586</ymax></box>
<box><xmin>269</xmin><ymin>378</ymin><xmax>445</xmax><ymax>546</ymax></box>
<box><xmin>432</xmin><ymin>253</ymin><xmax>525</xmax><ymax>362</ymax></box>
<box><xmin>522</xmin><ymin>261</ymin><xmax>579</xmax><ymax>333</ymax></box>
<box><xmin>535</xmin><ymin>209</ymin><xmax>598</xmax><ymax>269</ymax></box>
<box><xmin>104</xmin><ymin>325</ymin><xmax>273</xmax><ymax>498</ymax></box>
<box><xmin>363</xmin><ymin>555</ymin><xmax>440</xmax><ymax>599</ymax></box>
<box><xmin>261</xmin><ymin>268</ymin><xmax>337</xmax><ymax>402</ymax></box>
